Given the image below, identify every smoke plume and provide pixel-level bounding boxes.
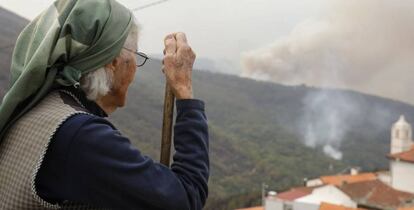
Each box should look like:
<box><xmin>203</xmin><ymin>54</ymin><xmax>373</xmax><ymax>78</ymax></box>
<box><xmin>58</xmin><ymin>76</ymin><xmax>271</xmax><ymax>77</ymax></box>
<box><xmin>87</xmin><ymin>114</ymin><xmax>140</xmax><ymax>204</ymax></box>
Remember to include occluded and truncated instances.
<box><xmin>242</xmin><ymin>0</ymin><xmax>414</xmax><ymax>105</ymax></box>
<box><xmin>241</xmin><ymin>0</ymin><xmax>414</xmax><ymax>159</ymax></box>
<box><xmin>301</xmin><ymin>90</ymin><xmax>355</xmax><ymax>160</ymax></box>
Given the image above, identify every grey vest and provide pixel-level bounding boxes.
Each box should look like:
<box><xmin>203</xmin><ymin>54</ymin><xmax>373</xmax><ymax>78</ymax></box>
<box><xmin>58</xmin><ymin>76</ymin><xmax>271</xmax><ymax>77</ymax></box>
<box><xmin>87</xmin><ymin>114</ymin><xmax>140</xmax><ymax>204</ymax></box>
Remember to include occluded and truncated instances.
<box><xmin>0</xmin><ymin>91</ymin><xmax>105</xmax><ymax>209</ymax></box>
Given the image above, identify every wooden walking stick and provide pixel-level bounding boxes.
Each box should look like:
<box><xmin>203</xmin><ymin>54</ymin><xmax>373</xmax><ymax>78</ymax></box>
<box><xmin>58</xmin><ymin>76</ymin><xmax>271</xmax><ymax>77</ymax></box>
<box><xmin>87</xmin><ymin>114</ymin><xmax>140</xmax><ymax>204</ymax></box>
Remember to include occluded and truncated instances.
<box><xmin>132</xmin><ymin>0</ymin><xmax>173</xmax><ymax>167</ymax></box>
<box><xmin>160</xmin><ymin>83</ymin><xmax>175</xmax><ymax>166</ymax></box>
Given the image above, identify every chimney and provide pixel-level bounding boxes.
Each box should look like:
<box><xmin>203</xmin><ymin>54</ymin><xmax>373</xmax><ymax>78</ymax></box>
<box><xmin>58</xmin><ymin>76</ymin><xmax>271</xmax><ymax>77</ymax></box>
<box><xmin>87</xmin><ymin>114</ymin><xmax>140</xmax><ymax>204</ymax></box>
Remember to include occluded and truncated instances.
<box><xmin>267</xmin><ymin>191</ymin><xmax>277</xmax><ymax>198</ymax></box>
<box><xmin>350</xmin><ymin>167</ymin><xmax>359</xmax><ymax>175</ymax></box>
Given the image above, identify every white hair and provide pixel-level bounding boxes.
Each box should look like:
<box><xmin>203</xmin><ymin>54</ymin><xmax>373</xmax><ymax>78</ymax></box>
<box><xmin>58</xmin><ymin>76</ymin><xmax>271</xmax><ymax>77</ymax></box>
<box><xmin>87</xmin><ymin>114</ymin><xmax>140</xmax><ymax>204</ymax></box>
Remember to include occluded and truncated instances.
<box><xmin>80</xmin><ymin>22</ymin><xmax>139</xmax><ymax>101</ymax></box>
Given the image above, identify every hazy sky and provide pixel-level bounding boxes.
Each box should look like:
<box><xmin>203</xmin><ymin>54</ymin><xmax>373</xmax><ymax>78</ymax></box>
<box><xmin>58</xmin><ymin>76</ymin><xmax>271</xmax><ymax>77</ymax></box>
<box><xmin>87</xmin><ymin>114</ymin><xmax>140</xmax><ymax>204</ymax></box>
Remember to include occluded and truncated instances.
<box><xmin>1</xmin><ymin>0</ymin><xmax>413</xmax><ymax>106</ymax></box>
<box><xmin>0</xmin><ymin>0</ymin><xmax>324</xmax><ymax>74</ymax></box>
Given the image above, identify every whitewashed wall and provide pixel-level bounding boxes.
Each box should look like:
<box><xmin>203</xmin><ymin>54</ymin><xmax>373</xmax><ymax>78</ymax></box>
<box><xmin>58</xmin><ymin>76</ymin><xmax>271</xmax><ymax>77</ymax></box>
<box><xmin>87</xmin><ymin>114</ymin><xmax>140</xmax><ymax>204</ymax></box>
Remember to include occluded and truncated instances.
<box><xmin>377</xmin><ymin>171</ymin><xmax>391</xmax><ymax>186</ymax></box>
<box><xmin>265</xmin><ymin>199</ymin><xmax>284</xmax><ymax>210</ymax></box>
<box><xmin>391</xmin><ymin>160</ymin><xmax>414</xmax><ymax>193</ymax></box>
<box><xmin>264</xmin><ymin>199</ymin><xmax>319</xmax><ymax>210</ymax></box>
<box><xmin>292</xmin><ymin>202</ymin><xmax>319</xmax><ymax>210</ymax></box>
<box><xmin>296</xmin><ymin>185</ymin><xmax>357</xmax><ymax>208</ymax></box>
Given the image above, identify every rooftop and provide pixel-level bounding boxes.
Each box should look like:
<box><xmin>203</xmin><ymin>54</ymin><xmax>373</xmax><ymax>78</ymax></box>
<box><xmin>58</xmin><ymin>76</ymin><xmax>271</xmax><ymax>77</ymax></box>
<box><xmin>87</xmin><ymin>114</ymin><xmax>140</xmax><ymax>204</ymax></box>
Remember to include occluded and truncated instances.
<box><xmin>339</xmin><ymin>180</ymin><xmax>414</xmax><ymax>209</ymax></box>
<box><xmin>389</xmin><ymin>147</ymin><xmax>414</xmax><ymax>163</ymax></box>
<box><xmin>319</xmin><ymin>202</ymin><xmax>366</xmax><ymax>210</ymax></box>
<box><xmin>319</xmin><ymin>173</ymin><xmax>377</xmax><ymax>186</ymax></box>
<box><xmin>276</xmin><ymin>186</ymin><xmax>318</xmax><ymax>201</ymax></box>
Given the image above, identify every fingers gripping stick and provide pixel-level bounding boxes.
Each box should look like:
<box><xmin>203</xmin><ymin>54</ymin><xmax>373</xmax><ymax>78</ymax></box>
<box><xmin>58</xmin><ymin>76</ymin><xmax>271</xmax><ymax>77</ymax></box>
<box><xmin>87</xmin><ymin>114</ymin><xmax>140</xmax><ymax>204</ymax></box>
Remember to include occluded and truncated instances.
<box><xmin>160</xmin><ymin>33</ymin><xmax>195</xmax><ymax>166</ymax></box>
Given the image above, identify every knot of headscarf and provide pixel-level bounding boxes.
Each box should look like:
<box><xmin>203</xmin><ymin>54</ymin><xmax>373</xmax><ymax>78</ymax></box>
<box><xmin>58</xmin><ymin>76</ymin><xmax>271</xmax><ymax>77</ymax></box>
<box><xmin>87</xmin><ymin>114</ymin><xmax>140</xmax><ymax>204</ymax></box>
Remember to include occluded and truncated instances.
<box><xmin>0</xmin><ymin>0</ymin><xmax>133</xmax><ymax>141</ymax></box>
<box><xmin>56</xmin><ymin>65</ymin><xmax>82</xmax><ymax>88</ymax></box>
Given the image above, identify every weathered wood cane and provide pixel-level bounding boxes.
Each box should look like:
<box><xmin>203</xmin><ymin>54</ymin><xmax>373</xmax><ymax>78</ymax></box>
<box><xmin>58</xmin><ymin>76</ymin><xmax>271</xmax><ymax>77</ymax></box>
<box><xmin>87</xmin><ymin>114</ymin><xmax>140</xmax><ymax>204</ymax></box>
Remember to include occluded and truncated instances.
<box><xmin>160</xmin><ymin>83</ymin><xmax>175</xmax><ymax>166</ymax></box>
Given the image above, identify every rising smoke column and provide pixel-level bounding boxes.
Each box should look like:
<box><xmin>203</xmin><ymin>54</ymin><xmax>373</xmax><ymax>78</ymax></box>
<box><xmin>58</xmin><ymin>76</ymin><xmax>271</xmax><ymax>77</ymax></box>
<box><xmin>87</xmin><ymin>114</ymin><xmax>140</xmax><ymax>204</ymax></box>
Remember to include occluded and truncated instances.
<box><xmin>242</xmin><ymin>0</ymin><xmax>414</xmax><ymax>105</ymax></box>
<box><xmin>241</xmin><ymin>0</ymin><xmax>414</xmax><ymax>159</ymax></box>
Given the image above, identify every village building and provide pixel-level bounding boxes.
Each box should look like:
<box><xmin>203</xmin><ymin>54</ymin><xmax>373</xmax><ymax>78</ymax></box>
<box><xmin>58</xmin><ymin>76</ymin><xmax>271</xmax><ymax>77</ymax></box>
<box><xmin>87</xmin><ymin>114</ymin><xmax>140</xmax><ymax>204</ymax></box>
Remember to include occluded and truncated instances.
<box><xmin>296</xmin><ymin>185</ymin><xmax>357</xmax><ymax>208</ymax></box>
<box><xmin>388</xmin><ymin>116</ymin><xmax>414</xmax><ymax>194</ymax></box>
<box><xmin>237</xmin><ymin>115</ymin><xmax>414</xmax><ymax>210</ymax></box>
<box><xmin>339</xmin><ymin>180</ymin><xmax>414</xmax><ymax>209</ymax></box>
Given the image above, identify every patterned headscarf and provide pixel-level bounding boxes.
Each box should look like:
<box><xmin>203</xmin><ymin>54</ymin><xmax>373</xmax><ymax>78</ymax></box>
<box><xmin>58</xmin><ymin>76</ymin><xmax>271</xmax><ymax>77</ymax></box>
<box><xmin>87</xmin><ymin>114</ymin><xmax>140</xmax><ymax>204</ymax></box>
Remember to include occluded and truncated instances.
<box><xmin>0</xmin><ymin>0</ymin><xmax>133</xmax><ymax>141</ymax></box>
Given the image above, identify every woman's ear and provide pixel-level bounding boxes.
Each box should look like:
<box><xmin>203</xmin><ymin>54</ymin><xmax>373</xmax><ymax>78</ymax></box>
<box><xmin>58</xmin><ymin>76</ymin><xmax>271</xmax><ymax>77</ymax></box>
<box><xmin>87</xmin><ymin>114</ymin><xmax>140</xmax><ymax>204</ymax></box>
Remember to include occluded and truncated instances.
<box><xmin>104</xmin><ymin>56</ymin><xmax>121</xmax><ymax>72</ymax></box>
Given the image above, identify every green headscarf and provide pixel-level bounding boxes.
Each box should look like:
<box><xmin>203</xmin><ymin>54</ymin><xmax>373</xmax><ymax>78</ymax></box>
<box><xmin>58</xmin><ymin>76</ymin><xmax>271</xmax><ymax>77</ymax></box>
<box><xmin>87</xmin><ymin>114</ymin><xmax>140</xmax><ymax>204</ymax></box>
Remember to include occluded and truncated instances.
<box><xmin>0</xmin><ymin>0</ymin><xmax>133</xmax><ymax>141</ymax></box>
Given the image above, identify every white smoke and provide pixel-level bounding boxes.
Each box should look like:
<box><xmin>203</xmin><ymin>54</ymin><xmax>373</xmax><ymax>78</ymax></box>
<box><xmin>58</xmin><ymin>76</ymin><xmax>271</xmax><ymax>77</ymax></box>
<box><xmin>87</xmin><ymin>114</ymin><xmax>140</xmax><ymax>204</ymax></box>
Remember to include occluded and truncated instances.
<box><xmin>323</xmin><ymin>145</ymin><xmax>343</xmax><ymax>160</ymax></box>
<box><xmin>301</xmin><ymin>88</ymin><xmax>361</xmax><ymax>159</ymax></box>
<box><xmin>241</xmin><ymin>0</ymin><xmax>414</xmax><ymax>105</ymax></box>
<box><xmin>241</xmin><ymin>0</ymin><xmax>414</xmax><ymax>159</ymax></box>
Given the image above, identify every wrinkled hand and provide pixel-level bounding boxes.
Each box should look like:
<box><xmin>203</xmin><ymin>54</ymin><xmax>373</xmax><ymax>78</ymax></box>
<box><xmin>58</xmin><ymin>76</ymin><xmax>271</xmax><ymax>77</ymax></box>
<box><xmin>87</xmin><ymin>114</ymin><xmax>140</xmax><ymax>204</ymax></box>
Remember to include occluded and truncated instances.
<box><xmin>163</xmin><ymin>32</ymin><xmax>195</xmax><ymax>99</ymax></box>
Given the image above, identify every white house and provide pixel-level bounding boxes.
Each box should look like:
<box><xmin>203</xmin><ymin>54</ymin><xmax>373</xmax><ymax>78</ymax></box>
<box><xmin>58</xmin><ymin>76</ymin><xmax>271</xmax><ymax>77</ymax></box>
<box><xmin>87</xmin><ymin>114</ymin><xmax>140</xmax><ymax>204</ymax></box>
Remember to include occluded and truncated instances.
<box><xmin>264</xmin><ymin>196</ymin><xmax>319</xmax><ymax>210</ymax></box>
<box><xmin>263</xmin><ymin>189</ymin><xmax>320</xmax><ymax>210</ymax></box>
<box><xmin>295</xmin><ymin>185</ymin><xmax>357</xmax><ymax>208</ymax></box>
<box><xmin>389</xmin><ymin>115</ymin><xmax>414</xmax><ymax>194</ymax></box>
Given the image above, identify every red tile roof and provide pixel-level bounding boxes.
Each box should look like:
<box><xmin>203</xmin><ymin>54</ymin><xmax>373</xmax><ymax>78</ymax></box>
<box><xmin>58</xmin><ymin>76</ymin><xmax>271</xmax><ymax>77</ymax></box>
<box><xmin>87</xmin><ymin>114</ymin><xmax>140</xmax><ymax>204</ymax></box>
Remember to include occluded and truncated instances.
<box><xmin>320</xmin><ymin>173</ymin><xmax>377</xmax><ymax>186</ymax></box>
<box><xmin>339</xmin><ymin>180</ymin><xmax>414</xmax><ymax>209</ymax></box>
<box><xmin>276</xmin><ymin>186</ymin><xmax>316</xmax><ymax>201</ymax></box>
<box><xmin>389</xmin><ymin>148</ymin><xmax>414</xmax><ymax>163</ymax></box>
<box><xmin>319</xmin><ymin>202</ymin><xmax>367</xmax><ymax>210</ymax></box>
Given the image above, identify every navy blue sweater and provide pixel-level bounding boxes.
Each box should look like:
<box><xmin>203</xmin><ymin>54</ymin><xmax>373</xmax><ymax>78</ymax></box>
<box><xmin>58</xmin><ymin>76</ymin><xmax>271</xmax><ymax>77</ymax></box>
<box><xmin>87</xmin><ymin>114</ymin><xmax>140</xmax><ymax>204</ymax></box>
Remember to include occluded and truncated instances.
<box><xmin>35</xmin><ymin>90</ymin><xmax>209</xmax><ymax>210</ymax></box>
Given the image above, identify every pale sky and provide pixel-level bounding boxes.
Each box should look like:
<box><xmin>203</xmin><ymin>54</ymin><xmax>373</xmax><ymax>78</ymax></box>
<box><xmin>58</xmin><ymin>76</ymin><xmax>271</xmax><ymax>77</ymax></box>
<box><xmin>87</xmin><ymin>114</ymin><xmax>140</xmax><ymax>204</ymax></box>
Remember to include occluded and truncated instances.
<box><xmin>0</xmin><ymin>0</ymin><xmax>324</xmax><ymax>74</ymax></box>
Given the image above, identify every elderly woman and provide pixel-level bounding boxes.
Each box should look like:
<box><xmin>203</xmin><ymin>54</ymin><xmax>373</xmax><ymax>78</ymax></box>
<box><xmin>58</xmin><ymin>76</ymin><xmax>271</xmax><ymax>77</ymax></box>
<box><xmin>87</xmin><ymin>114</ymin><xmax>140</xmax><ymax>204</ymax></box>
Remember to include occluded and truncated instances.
<box><xmin>0</xmin><ymin>0</ymin><xmax>209</xmax><ymax>210</ymax></box>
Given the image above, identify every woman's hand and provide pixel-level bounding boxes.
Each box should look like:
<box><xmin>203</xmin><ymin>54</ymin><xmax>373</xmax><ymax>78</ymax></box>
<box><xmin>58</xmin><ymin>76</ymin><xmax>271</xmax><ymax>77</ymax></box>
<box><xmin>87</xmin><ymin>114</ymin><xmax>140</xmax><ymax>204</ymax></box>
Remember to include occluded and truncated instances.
<box><xmin>163</xmin><ymin>32</ymin><xmax>195</xmax><ymax>99</ymax></box>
